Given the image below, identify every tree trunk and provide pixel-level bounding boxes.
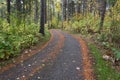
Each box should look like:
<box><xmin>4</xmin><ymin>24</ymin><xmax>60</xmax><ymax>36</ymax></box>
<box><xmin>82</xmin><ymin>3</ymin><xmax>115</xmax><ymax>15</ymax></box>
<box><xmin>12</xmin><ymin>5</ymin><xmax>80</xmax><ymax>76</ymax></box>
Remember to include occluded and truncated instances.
<box><xmin>16</xmin><ymin>0</ymin><xmax>22</xmax><ymax>16</ymax></box>
<box><xmin>34</xmin><ymin>0</ymin><xmax>38</xmax><ymax>24</ymax></box>
<box><xmin>82</xmin><ymin>0</ymin><xmax>87</xmax><ymax>15</ymax></box>
<box><xmin>47</xmin><ymin>0</ymin><xmax>49</xmax><ymax>27</ymax></box>
<box><xmin>44</xmin><ymin>0</ymin><xmax>47</xmax><ymax>24</ymax></box>
<box><xmin>39</xmin><ymin>0</ymin><xmax>45</xmax><ymax>35</ymax></box>
<box><xmin>61</xmin><ymin>0</ymin><xmax>64</xmax><ymax>28</ymax></box>
<box><xmin>99</xmin><ymin>0</ymin><xmax>107</xmax><ymax>33</ymax></box>
<box><xmin>77</xmin><ymin>0</ymin><xmax>81</xmax><ymax>14</ymax></box>
<box><xmin>7</xmin><ymin>0</ymin><xmax>11</xmax><ymax>23</ymax></box>
<box><xmin>16</xmin><ymin>0</ymin><xmax>22</xmax><ymax>24</ymax></box>
<box><xmin>63</xmin><ymin>0</ymin><xmax>67</xmax><ymax>21</ymax></box>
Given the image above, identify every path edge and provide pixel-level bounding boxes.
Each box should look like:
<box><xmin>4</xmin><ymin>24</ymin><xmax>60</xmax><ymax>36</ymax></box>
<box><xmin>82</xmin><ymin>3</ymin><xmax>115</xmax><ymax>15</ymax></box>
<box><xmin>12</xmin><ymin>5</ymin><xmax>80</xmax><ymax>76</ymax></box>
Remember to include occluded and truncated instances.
<box><xmin>0</xmin><ymin>30</ymin><xmax>54</xmax><ymax>74</ymax></box>
<box><xmin>72</xmin><ymin>35</ymin><xmax>94</xmax><ymax>80</ymax></box>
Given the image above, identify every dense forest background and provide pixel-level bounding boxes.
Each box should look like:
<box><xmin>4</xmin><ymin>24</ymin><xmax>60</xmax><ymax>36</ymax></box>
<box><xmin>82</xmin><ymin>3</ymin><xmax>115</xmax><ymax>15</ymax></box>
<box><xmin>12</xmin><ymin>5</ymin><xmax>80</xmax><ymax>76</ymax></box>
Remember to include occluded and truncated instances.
<box><xmin>0</xmin><ymin>0</ymin><xmax>120</xmax><ymax>60</ymax></box>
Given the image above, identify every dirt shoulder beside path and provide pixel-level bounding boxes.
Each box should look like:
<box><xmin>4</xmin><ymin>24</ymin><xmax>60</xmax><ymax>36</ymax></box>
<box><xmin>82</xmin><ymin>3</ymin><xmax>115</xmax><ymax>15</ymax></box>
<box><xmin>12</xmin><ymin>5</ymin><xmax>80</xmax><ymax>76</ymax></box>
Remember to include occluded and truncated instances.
<box><xmin>73</xmin><ymin>35</ymin><xmax>94</xmax><ymax>80</ymax></box>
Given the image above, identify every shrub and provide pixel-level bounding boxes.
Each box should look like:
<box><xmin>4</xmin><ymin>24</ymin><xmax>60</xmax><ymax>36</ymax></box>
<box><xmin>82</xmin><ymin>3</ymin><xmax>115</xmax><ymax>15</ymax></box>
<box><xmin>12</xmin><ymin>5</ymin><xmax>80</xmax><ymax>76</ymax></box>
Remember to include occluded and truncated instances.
<box><xmin>0</xmin><ymin>19</ymin><xmax>42</xmax><ymax>60</ymax></box>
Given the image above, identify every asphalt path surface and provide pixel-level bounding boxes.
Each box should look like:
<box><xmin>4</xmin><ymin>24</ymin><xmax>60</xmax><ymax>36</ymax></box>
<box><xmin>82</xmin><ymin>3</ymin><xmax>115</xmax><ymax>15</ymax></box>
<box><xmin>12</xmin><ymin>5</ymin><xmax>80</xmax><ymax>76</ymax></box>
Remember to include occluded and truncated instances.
<box><xmin>0</xmin><ymin>30</ymin><xmax>85</xmax><ymax>80</ymax></box>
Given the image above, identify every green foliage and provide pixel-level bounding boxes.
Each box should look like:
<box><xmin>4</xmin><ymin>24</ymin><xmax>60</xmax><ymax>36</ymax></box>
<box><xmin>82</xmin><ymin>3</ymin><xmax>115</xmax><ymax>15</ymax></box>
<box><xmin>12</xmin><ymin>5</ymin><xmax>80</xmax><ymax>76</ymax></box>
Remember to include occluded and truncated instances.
<box><xmin>63</xmin><ymin>14</ymin><xmax>100</xmax><ymax>35</ymax></box>
<box><xmin>109</xmin><ymin>0</ymin><xmax>117</xmax><ymax>6</ymax></box>
<box><xmin>0</xmin><ymin>32</ymin><xmax>19</xmax><ymax>59</ymax></box>
<box><xmin>50</xmin><ymin>17</ymin><xmax>59</xmax><ymax>29</ymax></box>
<box><xmin>71</xmin><ymin>20</ymin><xmax>86</xmax><ymax>33</ymax></box>
<box><xmin>98</xmin><ymin>33</ymin><xmax>109</xmax><ymax>42</ymax></box>
<box><xmin>89</xmin><ymin>44</ymin><xmax>120</xmax><ymax>80</ymax></box>
<box><xmin>0</xmin><ymin>18</ymin><xmax>42</xmax><ymax>60</ymax></box>
<box><xmin>112</xmin><ymin>48</ymin><xmax>120</xmax><ymax>60</ymax></box>
<box><xmin>62</xmin><ymin>21</ymin><xmax>71</xmax><ymax>30</ymax></box>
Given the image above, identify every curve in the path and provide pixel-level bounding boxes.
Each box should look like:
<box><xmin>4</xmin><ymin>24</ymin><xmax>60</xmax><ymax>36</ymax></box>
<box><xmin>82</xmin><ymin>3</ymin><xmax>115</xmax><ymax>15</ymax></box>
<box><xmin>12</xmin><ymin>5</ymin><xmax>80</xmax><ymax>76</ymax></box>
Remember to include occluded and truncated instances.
<box><xmin>0</xmin><ymin>30</ymin><xmax>65</xmax><ymax>80</ymax></box>
<box><xmin>30</xmin><ymin>31</ymin><xmax>84</xmax><ymax>80</ymax></box>
<box><xmin>0</xmin><ymin>29</ymin><xmax>54</xmax><ymax>74</ymax></box>
<box><xmin>0</xmin><ymin>29</ymin><xmax>93</xmax><ymax>80</ymax></box>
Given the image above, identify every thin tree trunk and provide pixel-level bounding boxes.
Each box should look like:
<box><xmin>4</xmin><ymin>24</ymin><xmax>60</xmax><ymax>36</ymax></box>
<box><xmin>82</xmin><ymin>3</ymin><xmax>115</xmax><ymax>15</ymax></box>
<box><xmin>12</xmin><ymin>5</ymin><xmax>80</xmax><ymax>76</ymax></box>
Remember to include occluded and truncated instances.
<box><xmin>47</xmin><ymin>0</ymin><xmax>50</xmax><ymax>28</ymax></box>
<box><xmin>7</xmin><ymin>0</ymin><xmax>10</xmax><ymax>23</ymax></box>
<box><xmin>61</xmin><ymin>0</ymin><xmax>64</xmax><ymax>28</ymax></box>
<box><xmin>44</xmin><ymin>0</ymin><xmax>47</xmax><ymax>24</ymax></box>
<box><xmin>63</xmin><ymin>0</ymin><xmax>67</xmax><ymax>21</ymax></box>
<box><xmin>16</xmin><ymin>0</ymin><xmax>22</xmax><ymax>24</ymax></box>
<box><xmin>34</xmin><ymin>0</ymin><xmax>38</xmax><ymax>24</ymax></box>
<box><xmin>77</xmin><ymin>0</ymin><xmax>81</xmax><ymax>14</ymax></box>
<box><xmin>99</xmin><ymin>0</ymin><xmax>107</xmax><ymax>33</ymax></box>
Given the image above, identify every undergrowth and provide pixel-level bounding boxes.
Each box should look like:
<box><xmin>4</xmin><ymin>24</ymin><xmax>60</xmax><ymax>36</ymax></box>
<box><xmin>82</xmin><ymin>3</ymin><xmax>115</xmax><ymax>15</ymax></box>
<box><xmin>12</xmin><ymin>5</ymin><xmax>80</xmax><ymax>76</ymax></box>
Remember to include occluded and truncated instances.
<box><xmin>0</xmin><ymin>19</ymin><xmax>50</xmax><ymax>60</ymax></box>
<box><xmin>89</xmin><ymin>44</ymin><xmax>120</xmax><ymax>80</ymax></box>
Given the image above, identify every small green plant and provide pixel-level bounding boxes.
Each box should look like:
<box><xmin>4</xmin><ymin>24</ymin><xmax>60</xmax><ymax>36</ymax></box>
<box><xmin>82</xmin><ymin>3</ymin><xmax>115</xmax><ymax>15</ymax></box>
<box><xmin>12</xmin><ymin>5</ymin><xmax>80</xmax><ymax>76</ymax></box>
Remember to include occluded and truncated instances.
<box><xmin>112</xmin><ymin>48</ymin><xmax>120</xmax><ymax>60</ymax></box>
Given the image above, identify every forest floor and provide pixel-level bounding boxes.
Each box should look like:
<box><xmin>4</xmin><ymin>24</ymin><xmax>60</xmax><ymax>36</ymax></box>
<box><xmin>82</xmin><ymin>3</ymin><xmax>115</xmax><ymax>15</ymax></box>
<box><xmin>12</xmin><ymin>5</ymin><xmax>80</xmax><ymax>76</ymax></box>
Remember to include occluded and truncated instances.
<box><xmin>0</xmin><ymin>29</ymin><xmax>94</xmax><ymax>80</ymax></box>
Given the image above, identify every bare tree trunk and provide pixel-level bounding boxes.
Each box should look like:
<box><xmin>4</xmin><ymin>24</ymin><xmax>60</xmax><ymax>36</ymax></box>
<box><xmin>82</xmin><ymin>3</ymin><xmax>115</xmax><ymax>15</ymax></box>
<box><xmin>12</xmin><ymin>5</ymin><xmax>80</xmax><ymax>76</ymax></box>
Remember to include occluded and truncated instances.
<box><xmin>16</xmin><ymin>0</ymin><xmax>22</xmax><ymax>24</ymax></box>
<box><xmin>61</xmin><ymin>0</ymin><xmax>64</xmax><ymax>28</ymax></box>
<box><xmin>44</xmin><ymin>0</ymin><xmax>47</xmax><ymax>24</ymax></box>
<box><xmin>77</xmin><ymin>0</ymin><xmax>82</xmax><ymax>14</ymax></box>
<box><xmin>99</xmin><ymin>0</ymin><xmax>107</xmax><ymax>33</ymax></box>
<box><xmin>52</xmin><ymin>0</ymin><xmax>55</xmax><ymax>18</ymax></box>
<box><xmin>40</xmin><ymin>0</ymin><xmax>45</xmax><ymax>35</ymax></box>
<box><xmin>34</xmin><ymin>0</ymin><xmax>38</xmax><ymax>24</ymax></box>
<box><xmin>63</xmin><ymin>0</ymin><xmax>67</xmax><ymax>21</ymax></box>
<box><xmin>7</xmin><ymin>0</ymin><xmax>10</xmax><ymax>23</ymax></box>
<box><xmin>47</xmin><ymin>0</ymin><xmax>50</xmax><ymax>28</ymax></box>
<box><xmin>82</xmin><ymin>0</ymin><xmax>87</xmax><ymax>15</ymax></box>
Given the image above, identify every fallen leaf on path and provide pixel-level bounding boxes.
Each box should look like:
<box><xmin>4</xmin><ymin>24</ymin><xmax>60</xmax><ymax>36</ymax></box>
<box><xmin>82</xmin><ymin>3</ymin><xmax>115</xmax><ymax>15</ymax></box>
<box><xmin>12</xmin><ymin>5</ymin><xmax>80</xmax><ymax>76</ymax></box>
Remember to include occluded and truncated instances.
<box><xmin>42</xmin><ymin>64</ymin><xmax>45</xmax><ymax>67</ymax></box>
<box><xmin>25</xmin><ymin>50</ymin><xmax>28</xmax><ymax>54</ymax></box>
<box><xmin>72</xmin><ymin>60</ymin><xmax>76</xmax><ymax>63</ymax></box>
<box><xmin>76</xmin><ymin>67</ymin><xmax>80</xmax><ymax>70</ymax></box>
<box><xmin>22</xmin><ymin>75</ymin><xmax>25</xmax><ymax>78</ymax></box>
<box><xmin>16</xmin><ymin>77</ymin><xmax>20</xmax><ymax>80</ymax></box>
<box><xmin>37</xmin><ymin>76</ymin><xmax>41</xmax><ymax>79</ymax></box>
<box><xmin>28</xmin><ymin>64</ymin><xmax>31</xmax><ymax>67</ymax></box>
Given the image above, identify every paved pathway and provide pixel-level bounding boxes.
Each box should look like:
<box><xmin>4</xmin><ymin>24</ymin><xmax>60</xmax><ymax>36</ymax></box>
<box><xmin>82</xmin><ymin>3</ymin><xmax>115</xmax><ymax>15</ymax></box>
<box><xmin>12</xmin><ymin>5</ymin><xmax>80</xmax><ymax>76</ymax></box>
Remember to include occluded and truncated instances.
<box><xmin>0</xmin><ymin>29</ymin><xmax>93</xmax><ymax>80</ymax></box>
